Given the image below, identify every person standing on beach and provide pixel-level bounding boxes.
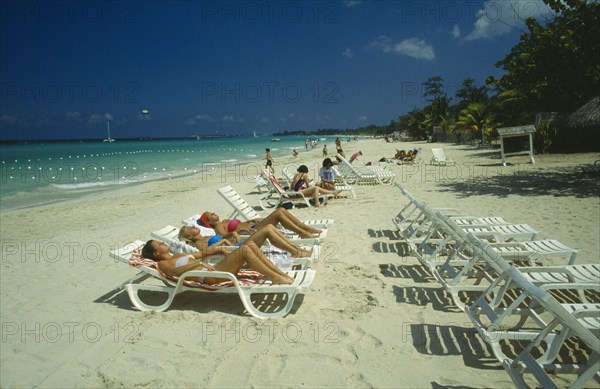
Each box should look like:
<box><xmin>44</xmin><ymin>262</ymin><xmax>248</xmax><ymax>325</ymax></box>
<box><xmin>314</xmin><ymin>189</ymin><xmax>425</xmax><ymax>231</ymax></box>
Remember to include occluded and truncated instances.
<box><xmin>293</xmin><ymin>149</ymin><xmax>299</xmax><ymax>158</ymax></box>
<box><xmin>335</xmin><ymin>137</ymin><xmax>345</xmax><ymax>158</ymax></box>
<box><xmin>322</xmin><ymin>144</ymin><xmax>328</xmax><ymax>157</ymax></box>
<box><xmin>265</xmin><ymin>148</ymin><xmax>274</xmax><ymax>174</ymax></box>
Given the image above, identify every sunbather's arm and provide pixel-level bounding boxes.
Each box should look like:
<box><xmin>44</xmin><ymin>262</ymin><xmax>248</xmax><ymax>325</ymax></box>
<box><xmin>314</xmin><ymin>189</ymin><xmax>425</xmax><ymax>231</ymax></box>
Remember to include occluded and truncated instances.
<box><xmin>227</xmin><ymin>231</ymin><xmax>242</xmax><ymax>243</ymax></box>
<box><xmin>198</xmin><ymin>245</ymin><xmax>229</xmax><ymax>257</ymax></box>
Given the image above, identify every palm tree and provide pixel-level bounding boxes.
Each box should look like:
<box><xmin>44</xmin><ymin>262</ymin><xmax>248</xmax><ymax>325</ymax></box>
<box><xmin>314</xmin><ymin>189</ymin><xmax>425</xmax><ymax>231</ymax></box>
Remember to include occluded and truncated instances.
<box><xmin>457</xmin><ymin>102</ymin><xmax>499</xmax><ymax>146</ymax></box>
<box><xmin>406</xmin><ymin>108</ymin><xmax>430</xmax><ymax>139</ymax></box>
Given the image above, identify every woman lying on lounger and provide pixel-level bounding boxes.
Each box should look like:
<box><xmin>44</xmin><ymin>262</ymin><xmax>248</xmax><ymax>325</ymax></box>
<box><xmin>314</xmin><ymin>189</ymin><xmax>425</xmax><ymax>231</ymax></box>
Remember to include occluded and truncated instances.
<box><xmin>142</xmin><ymin>240</ymin><xmax>294</xmax><ymax>285</ymax></box>
<box><xmin>179</xmin><ymin>223</ymin><xmax>313</xmax><ymax>258</ymax></box>
<box><xmin>379</xmin><ymin>149</ymin><xmax>418</xmax><ymax>163</ymax></box>
<box><xmin>197</xmin><ymin>207</ymin><xmax>323</xmax><ymax>239</ymax></box>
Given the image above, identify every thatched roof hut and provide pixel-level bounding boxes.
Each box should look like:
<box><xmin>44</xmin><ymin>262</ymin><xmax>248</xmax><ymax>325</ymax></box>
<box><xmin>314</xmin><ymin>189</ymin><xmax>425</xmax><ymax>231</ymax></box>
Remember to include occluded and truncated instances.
<box><xmin>567</xmin><ymin>96</ymin><xmax>600</xmax><ymax>128</ymax></box>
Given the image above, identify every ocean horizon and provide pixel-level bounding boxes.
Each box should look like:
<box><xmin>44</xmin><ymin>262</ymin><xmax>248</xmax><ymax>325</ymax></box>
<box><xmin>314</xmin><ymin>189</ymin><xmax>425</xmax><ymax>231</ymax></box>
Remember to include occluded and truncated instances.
<box><xmin>0</xmin><ymin>135</ymin><xmax>335</xmax><ymax>212</ymax></box>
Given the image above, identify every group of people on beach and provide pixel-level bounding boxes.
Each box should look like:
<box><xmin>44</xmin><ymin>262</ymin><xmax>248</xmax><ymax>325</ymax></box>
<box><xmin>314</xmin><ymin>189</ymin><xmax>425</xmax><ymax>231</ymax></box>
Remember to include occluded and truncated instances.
<box><xmin>140</xmin><ymin>140</ymin><xmax>361</xmax><ymax>287</ymax></box>
<box><xmin>142</xmin><ymin>207</ymin><xmax>324</xmax><ymax>286</ymax></box>
<box><xmin>379</xmin><ymin>148</ymin><xmax>419</xmax><ymax>163</ymax></box>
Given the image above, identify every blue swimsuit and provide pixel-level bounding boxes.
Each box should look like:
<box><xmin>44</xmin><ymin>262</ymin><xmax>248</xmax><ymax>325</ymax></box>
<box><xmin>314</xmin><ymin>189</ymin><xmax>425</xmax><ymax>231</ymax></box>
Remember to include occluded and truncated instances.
<box><xmin>207</xmin><ymin>234</ymin><xmax>243</xmax><ymax>247</ymax></box>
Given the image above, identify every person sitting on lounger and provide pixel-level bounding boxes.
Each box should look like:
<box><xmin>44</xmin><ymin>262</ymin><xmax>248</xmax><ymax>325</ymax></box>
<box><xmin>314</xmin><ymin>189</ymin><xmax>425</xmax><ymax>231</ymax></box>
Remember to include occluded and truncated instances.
<box><xmin>142</xmin><ymin>240</ymin><xmax>294</xmax><ymax>285</ymax></box>
<box><xmin>197</xmin><ymin>207</ymin><xmax>324</xmax><ymax>239</ymax></box>
<box><xmin>179</xmin><ymin>223</ymin><xmax>314</xmax><ymax>258</ymax></box>
<box><xmin>318</xmin><ymin>158</ymin><xmax>339</xmax><ymax>191</ymax></box>
<box><xmin>291</xmin><ymin>165</ymin><xmax>340</xmax><ymax>208</ymax></box>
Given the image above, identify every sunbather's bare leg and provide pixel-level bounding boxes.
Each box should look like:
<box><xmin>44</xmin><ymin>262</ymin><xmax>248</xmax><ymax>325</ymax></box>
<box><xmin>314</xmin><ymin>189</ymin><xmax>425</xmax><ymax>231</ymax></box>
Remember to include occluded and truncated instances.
<box><xmin>245</xmin><ymin>224</ymin><xmax>313</xmax><ymax>257</ymax></box>
<box><xmin>304</xmin><ymin>186</ymin><xmax>337</xmax><ymax>207</ymax></box>
<box><xmin>241</xmin><ymin>243</ymin><xmax>295</xmax><ymax>284</ymax></box>
<box><xmin>210</xmin><ymin>242</ymin><xmax>293</xmax><ymax>285</ymax></box>
<box><xmin>256</xmin><ymin>208</ymin><xmax>321</xmax><ymax>238</ymax></box>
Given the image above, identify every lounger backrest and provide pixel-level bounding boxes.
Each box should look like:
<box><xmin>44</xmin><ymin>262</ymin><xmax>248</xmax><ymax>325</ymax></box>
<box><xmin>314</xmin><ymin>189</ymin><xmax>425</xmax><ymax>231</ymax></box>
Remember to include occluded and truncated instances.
<box><xmin>432</xmin><ymin>148</ymin><xmax>445</xmax><ymax>161</ymax></box>
<box><xmin>263</xmin><ymin>169</ymin><xmax>287</xmax><ymax>195</ymax></box>
<box><xmin>217</xmin><ymin>185</ymin><xmax>261</xmax><ymax>220</ymax></box>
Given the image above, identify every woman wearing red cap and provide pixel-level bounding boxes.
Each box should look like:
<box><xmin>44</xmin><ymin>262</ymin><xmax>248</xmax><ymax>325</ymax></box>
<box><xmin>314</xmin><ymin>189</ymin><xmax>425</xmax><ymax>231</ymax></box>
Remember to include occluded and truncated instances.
<box><xmin>197</xmin><ymin>207</ymin><xmax>324</xmax><ymax>240</ymax></box>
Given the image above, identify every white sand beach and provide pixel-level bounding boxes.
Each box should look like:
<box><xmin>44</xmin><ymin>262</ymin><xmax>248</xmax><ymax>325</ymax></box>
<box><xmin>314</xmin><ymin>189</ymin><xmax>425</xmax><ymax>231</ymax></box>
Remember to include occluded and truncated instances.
<box><xmin>1</xmin><ymin>138</ymin><xmax>598</xmax><ymax>388</ymax></box>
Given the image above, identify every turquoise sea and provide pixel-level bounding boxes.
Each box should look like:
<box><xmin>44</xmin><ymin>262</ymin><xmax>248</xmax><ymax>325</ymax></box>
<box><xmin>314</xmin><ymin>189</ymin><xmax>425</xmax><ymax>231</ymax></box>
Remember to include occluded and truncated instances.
<box><xmin>0</xmin><ymin>136</ymin><xmax>330</xmax><ymax>212</ymax></box>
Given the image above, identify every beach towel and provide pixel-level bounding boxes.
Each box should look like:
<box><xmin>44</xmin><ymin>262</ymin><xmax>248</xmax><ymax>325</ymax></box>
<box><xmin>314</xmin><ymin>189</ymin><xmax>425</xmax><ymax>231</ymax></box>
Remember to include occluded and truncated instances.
<box><xmin>129</xmin><ymin>250</ymin><xmax>264</xmax><ymax>291</ymax></box>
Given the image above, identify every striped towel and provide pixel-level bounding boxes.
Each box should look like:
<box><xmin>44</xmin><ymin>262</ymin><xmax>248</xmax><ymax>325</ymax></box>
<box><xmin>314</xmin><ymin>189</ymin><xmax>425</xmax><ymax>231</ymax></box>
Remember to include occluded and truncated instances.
<box><xmin>129</xmin><ymin>250</ymin><xmax>264</xmax><ymax>291</ymax></box>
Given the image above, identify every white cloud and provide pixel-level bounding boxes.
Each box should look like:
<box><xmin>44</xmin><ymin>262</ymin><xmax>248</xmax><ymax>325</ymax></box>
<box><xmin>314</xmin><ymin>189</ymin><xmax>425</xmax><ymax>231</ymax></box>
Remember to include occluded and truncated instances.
<box><xmin>35</xmin><ymin>118</ymin><xmax>56</xmax><ymax>127</ymax></box>
<box><xmin>358</xmin><ymin>115</ymin><xmax>367</xmax><ymax>121</ymax></box>
<box><xmin>394</xmin><ymin>38</ymin><xmax>436</xmax><ymax>60</ymax></box>
<box><xmin>186</xmin><ymin>114</ymin><xmax>214</xmax><ymax>125</ymax></box>
<box><xmin>0</xmin><ymin>114</ymin><xmax>20</xmax><ymax>126</ymax></box>
<box><xmin>464</xmin><ymin>0</ymin><xmax>555</xmax><ymax>41</ymax></box>
<box><xmin>65</xmin><ymin>111</ymin><xmax>84</xmax><ymax>124</ymax></box>
<box><xmin>279</xmin><ymin>113</ymin><xmax>295</xmax><ymax>123</ymax></box>
<box><xmin>342</xmin><ymin>48</ymin><xmax>354</xmax><ymax>58</ymax></box>
<box><xmin>452</xmin><ymin>24</ymin><xmax>461</xmax><ymax>39</ymax></box>
<box><xmin>196</xmin><ymin>114</ymin><xmax>214</xmax><ymax>121</ymax></box>
<box><xmin>344</xmin><ymin>0</ymin><xmax>361</xmax><ymax>7</ymax></box>
<box><xmin>223</xmin><ymin>115</ymin><xmax>235</xmax><ymax>122</ymax></box>
<box><xmin>87</xmin><ymin>113</ymin><xmax>113</xmax><ymax>123</ymax></box>
<box><xmin>368</xmin><ymin>35</ymin><xmax>435</xmax><ymax>60</ymax></box>
<box><xmin>369</xmin><ymin>35</ymin><xmax>394</xmax><ymax>53</ymax></box>
<box><xmin>65</xmin><ymin>111</ymin><xmax>81</xmax><ymax>119</ymax></box>
<box><xmin>260</xmin><ymin>117</ymin><xmax>270</xmax><ymax>123</ymax></box>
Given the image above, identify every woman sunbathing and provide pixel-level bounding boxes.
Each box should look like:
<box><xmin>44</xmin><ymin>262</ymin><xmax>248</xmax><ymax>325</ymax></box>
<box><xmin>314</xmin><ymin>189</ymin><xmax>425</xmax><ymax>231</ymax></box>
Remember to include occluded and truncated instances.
<box><xmin>142</xmin><ymin>240</ymin><xmax>294</xmax><ymax>285</ymax></box>
<box><xmin>198</xmin><ymin>207</ymin><xmax>323</xmax><ymax>239</ymax></box>
<box><xmin>179</xmin><ymin>223</ymin><xmax>313</xmax><ymax>258</ymax></box>
<box><xmin>291</xmin><ymin>165</ymin><xmax>340</xmax><ymax>208</ymax></box>
<box><xmin>379</xmin><ymin>149</ymin><xmax>417</xmax><ymax>163</ymax></box>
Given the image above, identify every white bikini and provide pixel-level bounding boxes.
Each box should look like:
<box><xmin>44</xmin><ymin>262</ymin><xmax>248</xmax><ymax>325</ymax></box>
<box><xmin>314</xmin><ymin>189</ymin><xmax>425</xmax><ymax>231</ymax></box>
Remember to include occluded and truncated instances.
<box><xmin>174</xmin><ymin>255</ymin><xmax>204</xmax><ymax>283</ymax></box>
<box><xmin>175</xmin><ymin>255</ymin><xmax>192</xmax><ymax>268</ymax></box>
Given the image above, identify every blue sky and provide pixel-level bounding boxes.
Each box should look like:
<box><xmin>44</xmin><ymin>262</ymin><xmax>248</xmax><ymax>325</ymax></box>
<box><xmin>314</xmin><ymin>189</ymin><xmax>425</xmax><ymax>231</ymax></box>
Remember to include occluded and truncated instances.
<box><xmin>0</xmin><ymin>0</ymin><xmax>556</xmax><ymax>140</ymax></box>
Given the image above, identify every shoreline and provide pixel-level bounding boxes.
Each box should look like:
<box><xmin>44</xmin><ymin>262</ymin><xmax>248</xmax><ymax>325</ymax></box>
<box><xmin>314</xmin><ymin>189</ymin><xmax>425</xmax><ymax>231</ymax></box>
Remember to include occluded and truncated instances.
<box><xmin>0</xmin><ymin>137</ymin><xmax>326</xmax><ymax>214</ymax></box>
<box><xmin>1</xmin><ymin>138</ymin><xmax>598</xmax><ymax>388</ymax></box>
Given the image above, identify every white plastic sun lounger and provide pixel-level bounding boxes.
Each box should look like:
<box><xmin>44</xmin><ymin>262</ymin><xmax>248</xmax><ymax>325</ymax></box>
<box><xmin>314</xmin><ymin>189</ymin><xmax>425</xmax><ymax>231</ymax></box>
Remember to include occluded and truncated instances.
<box><xmin>110</xmin><ymin>240</ymin><xmax>316</xmax><ymax>318</ymax></box>
<box><xmin>260</xmin><ymin>169</ymin><xmax>332</xmax><ymax>209</ymax></box>
<box><xmin>217</xmin><ymin>185</ymin><xmax>334</xmax><ymax>226</ymax></box>
<box><xmin>151</xmin><ymin>225</ymin><xmax>319</xmax><ymax>269</ymax></box>
<box><xmin>428</xmin><ymin>229</ymin><xmax>580</xmax><ymax>311</ymax></box>
<box><xmin>430</xmin><ymin>148</ymin><xmax>456</xmax><ymax>166</ymax></box>
<box><xmin>336</xmin><ymin>153</ymin><xmax>395</xmax><ymax>185</ymax></box>
<box><xmin>282</xmin><ymin>165</ymin><xmax>356</xmax><ymax>199</ymax></box>
<box><xmin>465</xmin><ymin>266</ymin><xmax>600</xmax><ymax>389</ymax></box>
<box><xmin>182</xmin><ymin>212</ymin><xmax>328</xmax><ymax>246</ymax></box>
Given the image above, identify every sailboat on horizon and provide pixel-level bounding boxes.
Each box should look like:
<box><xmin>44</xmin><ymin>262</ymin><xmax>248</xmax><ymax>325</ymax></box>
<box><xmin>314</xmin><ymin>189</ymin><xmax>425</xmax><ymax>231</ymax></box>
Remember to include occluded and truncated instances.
<box><xmin>103</xmin><ymin>121</ymin><xmax>115</xmax><ymax>142</ymax></box>
<box><xmin>253</xmin><ymin>130</ymin><xmax>258</xmax><ymax>138</ymax></box>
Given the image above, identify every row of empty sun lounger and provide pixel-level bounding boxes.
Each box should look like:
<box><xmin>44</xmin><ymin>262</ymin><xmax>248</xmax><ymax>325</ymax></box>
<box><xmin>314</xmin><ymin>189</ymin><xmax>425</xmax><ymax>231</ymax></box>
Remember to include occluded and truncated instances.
<box><xmin>391</xmin><ymin>183</ymin><xmax>599</xmax><ymax>388</ymax></box>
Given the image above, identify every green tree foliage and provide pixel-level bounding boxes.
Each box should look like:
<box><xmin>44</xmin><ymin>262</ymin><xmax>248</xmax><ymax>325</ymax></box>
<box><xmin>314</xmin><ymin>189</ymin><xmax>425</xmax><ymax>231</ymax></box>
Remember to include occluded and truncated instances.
<box><xmin>306</xmin><ymin>1</ymin><xmax>598</xmax><ymax>152</ymax></box>
<box><xmin>457</xmin><ymin>102</ymin><xmax>499</xmax><ymax>146</ymax></box>
<box><xmin>491</xmin><ymin>0</ymin><xmax>600</xmax><ymax>114</ymax></box>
